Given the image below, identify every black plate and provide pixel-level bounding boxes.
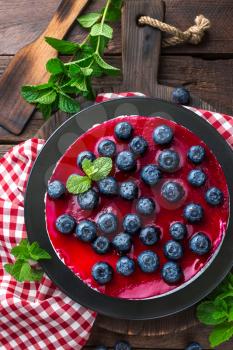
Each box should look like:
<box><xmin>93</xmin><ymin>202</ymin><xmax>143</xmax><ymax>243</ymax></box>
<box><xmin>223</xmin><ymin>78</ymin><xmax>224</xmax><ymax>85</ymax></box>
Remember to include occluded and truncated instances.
<box><xmin>25</xmin><ymin>97</ymin><xmax>233</xmax><ymax>320</ymax></box>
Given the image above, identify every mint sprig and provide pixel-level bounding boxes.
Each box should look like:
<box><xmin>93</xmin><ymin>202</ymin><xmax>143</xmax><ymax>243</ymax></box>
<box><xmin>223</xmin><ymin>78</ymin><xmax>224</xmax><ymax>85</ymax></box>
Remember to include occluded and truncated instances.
<box><xmin>4</xmin><ymin>239</ymin><xmax>51</xmax><ymax>282</ymax></box>
<box><xmin>66</xmin><ymin>157</ymin><xmax>112</xmax><ymax>194</ymax></box>
<box><xmin>21</xmin><ymin>0</ymin><xmax>122</xmax><ymax>119</ymax></box>
<box><xmin>197</xmin><ymin>273</ymin><xmax>233</xmax><ymax>347</ymax></box>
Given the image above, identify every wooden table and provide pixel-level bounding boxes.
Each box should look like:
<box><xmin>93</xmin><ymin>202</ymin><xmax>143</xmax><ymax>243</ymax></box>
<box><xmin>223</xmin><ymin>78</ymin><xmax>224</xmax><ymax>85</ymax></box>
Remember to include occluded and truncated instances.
<box><xmin>1</xmin><ymin>1</ymin><xmax>233</xmax><ymax>349</ymax></box>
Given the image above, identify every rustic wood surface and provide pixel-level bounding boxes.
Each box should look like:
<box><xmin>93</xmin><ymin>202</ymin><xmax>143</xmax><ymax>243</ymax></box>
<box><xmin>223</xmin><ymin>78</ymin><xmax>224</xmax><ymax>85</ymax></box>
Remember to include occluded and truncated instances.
<box><xmin>1</xmin><ymin>0</ymin><xmax>233</xmax><ymax>349</ymax></box>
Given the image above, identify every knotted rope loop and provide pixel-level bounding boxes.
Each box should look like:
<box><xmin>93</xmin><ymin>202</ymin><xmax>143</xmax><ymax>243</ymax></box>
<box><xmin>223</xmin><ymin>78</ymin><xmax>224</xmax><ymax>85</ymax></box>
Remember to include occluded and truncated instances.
<box><xmin>138</xmin><ymin>15</ymin><xmax>211</xmax><ymax>47</ymax></box>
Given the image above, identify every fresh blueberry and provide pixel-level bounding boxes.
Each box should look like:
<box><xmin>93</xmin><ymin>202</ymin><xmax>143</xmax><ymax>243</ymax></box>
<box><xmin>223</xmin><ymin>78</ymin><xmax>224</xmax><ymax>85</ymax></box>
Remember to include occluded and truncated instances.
<box><xmin>77</xmin><ymin>189</ymin><xmax>99</xmax><ymax>210</ymax></box>
<box><xmin>47</xmin><ymin>180</ymin><xmax>65</xmax><ymax>199</ymax></box>
<box><xmin>97</xmin><ymin>213</ymin><xmax>118</xmax><ymax>234</ymax></box>
<box><xmin>112</xmin><ymin>233</ymin><xmax>132</xmax><ymax>254</ymax></box>
<box><xmin>184</xmin><ymin>203</ymin><xmax>204</xmax><ymax>223</ymax></box>
<box><xmin>77</xmin><ymin>151</ymin><xmax>96</xmax><ymax>169</ymax></box>
<box><xmin>169</xmin><ymin>222</ymin><xmax>187</xmax><ymax>241</ymax></box>
<box><xmin>139</xmin><ymin>226</ymin><xmax>161</xmax><ymax>246</ymax></box>
<box><xmin>116</xmin><ymin>151</ymin><xmax>136</xmax><ymax>172</ymax></box>
<box><xmin>56</xmin><ymin>214</ymin><xmax>76</xmax><ymax>234</ymax></box>
<box><xmin>187</xmin><ymin>145</ymin><xmax>205</xmax><ymax>164</ymax></box>
<box><xmin>185</xmin><ymin>342</ymin><xmax>202</xmax><ymax>350</ymax></box>
<box><xmin>205</xmin><ymin>187</ymin><xmax>223</xmax><ymax>206</ymax></box>
<box><xmin>138</xmin><ymin>250</ymin><xmax>159</xmax><ymax>273</ymax></box>
<box><xmin>141</xmin><ymin>164</ymin><xmax>162</xmax><ymax>186</ymax></box>
<box><xmin>123</xmin><ymin>214</ymin><xmax>141</xmax><ymax>234</ymax></box>
<box><xmin>136</xmin><ymin>197</ymin><xmax>156</xmax><ymax>216</ymax></box>
<box><xmin>116</xmin><ymin>256</ymin><xmax>135</xmax><ymax>276</ymax></box>
<box><xmin>129</xmin><ymin>136</ymin><xmax>148</xmax><ymax>156</ymax></box>
<box><xmin>161</xmin><ymin>261</ymin><xmax>182</xmax><ymax>284</ymax></box>
<box><xmin>188</xmin><ymin>169</ymin><xmax>206</xmax><ymax>187</ymax></box>
<box><xmin>172</xmin><ymin>87</ymin><xmax>190</xmax><ymax>105</ymax></box>
<box><xmin>119</xmin><ymin>181</ymin><xmax>138</xmax><ymax>200</ymax></box>
<box><xmin>114</xmin><ymin>121</ymin><xmax>133</xmax><ymax>140</ymax></box>
<box><xmin>92</xmin><ymin>236</ymin><xmax>111</xmax><ymax>254</ymax></box>
<box><xmin>153</xmin><ymin>125</ymin><xmax>174</xmax><ymax>145</ymax></box>
<box><xmin>92</xmin><ymin>262</ymin><xmax>113</xmax><ymax>284</ymax></box>
<box><xmin>164</xmin><ymin>240</ymin><xmax>183</xmax><ymax>260</ymax></box>
<box><xmin>75</xmin><ymin>220</ymin><xmax>97</xmax><ymax>242</ymax></box>
<box><xmin>161</xmin><ymin>181</ymin><xmax>184</xmax><ymax>203</ymax></box>
<box><xmin>98</xmin><ymin>139</ymin><xmax>116</xmax><ymax>157</ymax></box>
<box><xmin>158</xmin><ymin>149</ymin><xmax>180</xmax><ymax>172</ymax></box>
<box><xmin>114</xmin><ymin>341</ymin><xmax>131</xmax><ymax>350</ymax></box>
<box><xmin>189</xmin><ymin>232</ymin><xmax>211</xmax><ymax>255</ymax></box>
<box><xmin>98</xmin><ymin>177</ymin><xmax>118</xmax><ymax>196</ymax></box>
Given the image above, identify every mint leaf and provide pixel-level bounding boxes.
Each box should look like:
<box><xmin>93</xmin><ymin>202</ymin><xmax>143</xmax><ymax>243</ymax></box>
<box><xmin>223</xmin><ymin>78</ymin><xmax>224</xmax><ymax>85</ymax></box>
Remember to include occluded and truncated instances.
<box><xmin>45</xmin><ymin>37</ymin><xmax>79</xmax><ymax>54</ymax></box>
<box><xmin>46</xmin><ymin>58</ymin><xmax>65</xmax><ymax>75</ymax></box>
<box><xmin>4</xmin><ymin>260</ymin><xmax>43</xmax><ymax>282</ymax></box>
<box><xmin>110</xmin><ymin>0</ymin><xmax>123</xmax><ymax>9</ymax></box>
<box><xmin>228</xmin><ymin>306</ymin><xmax>233</xmax><ymax>321</ymax></box>
<box><xmin>90</xmin><ymin>157</ymin><xmax>112</xmax><ymax>181</ymax></box>
<box><xmin>197</xmin><ymin>301</ymin><xmax>227</xmax><ymax>325</ymax></box>
<box><xmin>69</xmin><ymin>64</ymin><xmax>81</xmax><ymax>77</ymax></box>
<box><xmin>105</xmin><ymin>7</ymin><xmax>121</xmax><ymax>22</ymax></box>
<box><xmin>58</xmin><ymin>93</ymin><xmax>80</xmax><ymax>114</ymax></box>
<box><xmin>66</xmin><ymin>174</ymin><xmax>91</xmax><ymax>194</ymax></box>
<box><xmin>38</xmin><ymin>103</ymin><xmax>52</xmax><ymax>120</ymax></box>
<box><xmin>209</xmin><ymin>323</ymin><xmax>233</xmax><ymax>348</ymax></box>
<box><xmin>11</xmin><ymin>239</ymin><xmax>30</xmax><ymax>260</ymax></box>
<box><xmin>82</xmin><ymin>159</ymin><xmax>98</xmax><ymax>178</ymax></box>
<box><xmin>28</xmin><ymin>242</ymin><xmax>51</xmax><ymax>260</ymax></box>
<box><xmin>35</xmin><ymin>90</ymin><xmax>57</xmax><ymax>105</ymax></box>
<box><xmin>78</xmin><ymin>12</ymin><xmax>101</xmax><ymax>28</ymax></box>
<box><xmin>90</xmin><ymin>23</ymin><xmax>113</xmax><ymax>39</ymax></box>
<box><xmin>70</xmin><ymin>76</ymin><xmax>88</xmax><ymax>92</ymax></box>
<box><xmin>94</xmin><ymin>53</ymin><xmax>120</xmax><ymax>73</ymax></box>
<box><xmin>90</xmin><ymin>36</ymin><xmax>109</xmax><ymax>55</ymax></box>
<box><xmin>21</xmin><ymin>86</ymin><xmax>48</xmax><ymax>103</ymax></box>
<box><xmin>81</xmin><ymin>67</ymin><xmax>93</xmax><ymax>76</ymax></box>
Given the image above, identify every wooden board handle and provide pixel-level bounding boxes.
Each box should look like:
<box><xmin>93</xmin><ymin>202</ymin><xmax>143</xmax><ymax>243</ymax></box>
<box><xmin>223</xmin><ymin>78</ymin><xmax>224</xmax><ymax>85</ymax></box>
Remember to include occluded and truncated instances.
<box><xmin>42</xmin><ymin>0</ymin><xmax>89</xmax><ymax>39</ymax></box>
<box><xmin>122</xmin><ymin>0</ymin><xmax>164</xmax><ymax>95</ymax></box>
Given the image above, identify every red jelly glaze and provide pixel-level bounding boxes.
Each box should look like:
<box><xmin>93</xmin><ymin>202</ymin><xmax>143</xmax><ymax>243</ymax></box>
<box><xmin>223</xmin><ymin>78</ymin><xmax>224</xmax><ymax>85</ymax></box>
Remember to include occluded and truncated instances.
<box><xmin>45</xmin><ymin>116</ymin><xmax>229</xmax><ymax>299</ymax></box>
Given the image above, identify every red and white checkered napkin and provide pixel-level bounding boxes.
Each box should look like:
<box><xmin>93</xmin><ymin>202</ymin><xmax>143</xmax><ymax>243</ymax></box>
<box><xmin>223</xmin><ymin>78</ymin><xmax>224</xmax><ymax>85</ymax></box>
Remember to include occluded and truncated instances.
<box><xmin>0</xmin><ymin>92</ymin><xmax>233</xmax><ymax>350</ymax></box>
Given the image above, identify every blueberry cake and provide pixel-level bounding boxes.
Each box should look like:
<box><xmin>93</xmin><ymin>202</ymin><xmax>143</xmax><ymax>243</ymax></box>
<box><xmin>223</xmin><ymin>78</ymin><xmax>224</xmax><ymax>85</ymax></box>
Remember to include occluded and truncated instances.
<box><xmin>45</xmin><ymin>116</ymin><xmax>229</xmax><ymax>299</ymax></box>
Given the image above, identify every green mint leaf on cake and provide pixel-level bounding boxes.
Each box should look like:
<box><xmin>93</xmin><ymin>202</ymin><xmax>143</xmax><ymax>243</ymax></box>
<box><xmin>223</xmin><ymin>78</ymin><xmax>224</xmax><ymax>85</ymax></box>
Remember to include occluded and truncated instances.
<box><xmin>4</xmin><ymin>239</ymin><xmax>51</xmax><ymax>282</ymax></box>
<box><xmin>45</xmin><ymin>37</ymin><xmax>79</xmax><ymax>54</ymax></box>
<box><xmin>77</xmin><ymin>12</ymin><xmax>102</xmax><ymax>28</ymax></box>
<box><xmin>89</xmin><ymin>157</ymin><xmax>112</xmax><ymax>181</ymax></box>
<box><xmin>66</xmin><ymin>174</ymin><xmax>91</xmax><ymax>194</ymax></box>
<box><xmin>82</xmin><ymin>159</ymin><xmax>98</xmax><ymax>178</ymax></box>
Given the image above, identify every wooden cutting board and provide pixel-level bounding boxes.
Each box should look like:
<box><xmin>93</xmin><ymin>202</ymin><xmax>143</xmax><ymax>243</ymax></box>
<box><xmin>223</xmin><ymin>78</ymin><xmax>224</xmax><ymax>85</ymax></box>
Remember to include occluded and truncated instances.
<box><xmin>35</xmin><ymin>0</ymin><xmax>214</xmax><ymax>337</ymax></box>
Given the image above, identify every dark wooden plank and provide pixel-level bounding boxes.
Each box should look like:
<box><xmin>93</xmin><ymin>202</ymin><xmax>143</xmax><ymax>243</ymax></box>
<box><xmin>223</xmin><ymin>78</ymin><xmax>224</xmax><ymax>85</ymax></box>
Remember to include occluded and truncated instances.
<box><xmin>121</xmin><ymin>0</ymin><xmax>164</xmax><ymax>95</ymax></box>
<box><xmin>87</xmin><ymin>323</ymin><xmax>233</xmax><ymax>350</ymax></box>
<box><xmin>0</xmin><ymin>54</ymin><xmax>233</xmax><ymax>143</ymax></box>
<box><xmin>1</xmin><ymin>0</ymin><xmax>233</xmax><ymax>56</ymax></box>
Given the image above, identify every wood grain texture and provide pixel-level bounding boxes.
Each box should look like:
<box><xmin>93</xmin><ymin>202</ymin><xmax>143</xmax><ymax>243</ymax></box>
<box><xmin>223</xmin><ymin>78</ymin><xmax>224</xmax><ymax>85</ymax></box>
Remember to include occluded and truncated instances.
<box><xmin>0</xmin><ymin>54</ymin><xmax>233</xmax><ymax>146</ymax></box>
<box><xmin>1</xmin><ymin>0</ymin><xmax>233</xmax><ymax>56</ymax></box>
<box><xmin>0</xmin><ymin>0</ymin><xmax>88</xmax><ymax>135</ymax></box>
<box><xmin>86</xmin><ymin>323</ymin><xmax>233</xmax><ymax>350</ymax></box>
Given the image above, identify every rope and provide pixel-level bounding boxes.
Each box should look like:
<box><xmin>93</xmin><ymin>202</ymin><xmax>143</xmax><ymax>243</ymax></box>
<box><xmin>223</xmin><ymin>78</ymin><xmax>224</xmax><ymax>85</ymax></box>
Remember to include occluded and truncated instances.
<box><xmin>138</xmin><ymin>15</ymin><xmax>211</xmax><ymax>47</ymax></box>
